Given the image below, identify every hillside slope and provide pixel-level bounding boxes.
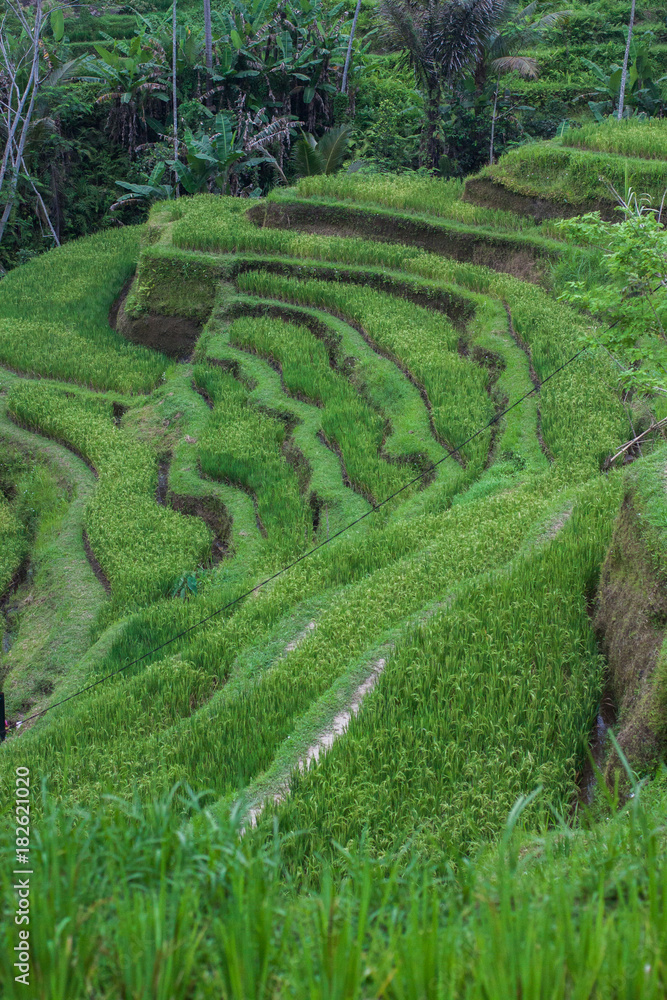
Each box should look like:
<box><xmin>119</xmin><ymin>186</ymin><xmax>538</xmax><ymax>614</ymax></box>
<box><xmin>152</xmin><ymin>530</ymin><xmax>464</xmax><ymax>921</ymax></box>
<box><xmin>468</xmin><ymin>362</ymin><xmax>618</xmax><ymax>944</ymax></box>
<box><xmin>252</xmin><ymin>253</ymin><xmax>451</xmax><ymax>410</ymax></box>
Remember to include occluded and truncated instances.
<box><xmin>3</xmin><ymin>173</ymin><xmax>667</xmax><ymax>995</ymax></box>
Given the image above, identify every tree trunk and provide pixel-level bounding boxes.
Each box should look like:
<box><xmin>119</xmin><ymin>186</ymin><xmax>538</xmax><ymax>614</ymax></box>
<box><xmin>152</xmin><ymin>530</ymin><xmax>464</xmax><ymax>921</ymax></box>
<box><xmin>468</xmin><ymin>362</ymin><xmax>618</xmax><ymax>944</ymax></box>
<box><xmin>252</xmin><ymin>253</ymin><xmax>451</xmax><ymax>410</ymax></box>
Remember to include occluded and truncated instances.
<box><xmin>489</xmin><ymin>79</ymin><xmax>499</xmax><ymax>165</ymax></box>
<box><xmin>419</xmin><ymin>88</ymin><xmax>442</xmax><ymax>169</ymax></box>
<box><xmin>0</xmin><ymin>0</ymin><xmax>42</xmax><ymax>247</ymax></box>
<box><xmin>341</xmin><ymin>0</ymin><xmax>362</xmax><ymax>95</ymax></box>
<box><xmin>617</xmin><ymin>0</ymin><xmax>636</xmax><ymax>120</ymax></box>
<box><xmin>23</xmin><ymin>159</ymin><xmax>60</xmax><ymax>246</ymax></box>
<box><xmin>203</xmin><ymin>0</ymin><xmax>213</xmax><ymax>103</ymax></box>
<box><xmin>173</xmin><ymin>0</ymin><xmax>179</xmax><ymax>195</ymax></box>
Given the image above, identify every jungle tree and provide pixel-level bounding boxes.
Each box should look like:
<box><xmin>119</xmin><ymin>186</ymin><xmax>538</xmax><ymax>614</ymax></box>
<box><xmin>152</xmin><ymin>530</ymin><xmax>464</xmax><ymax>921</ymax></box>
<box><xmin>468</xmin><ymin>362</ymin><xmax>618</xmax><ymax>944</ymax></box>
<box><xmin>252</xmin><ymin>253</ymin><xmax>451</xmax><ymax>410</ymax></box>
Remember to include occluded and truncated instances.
<box><xmin>379</xmin><ymin>0</ymin><xmax>506</xmax><ymax>167</ymax></box>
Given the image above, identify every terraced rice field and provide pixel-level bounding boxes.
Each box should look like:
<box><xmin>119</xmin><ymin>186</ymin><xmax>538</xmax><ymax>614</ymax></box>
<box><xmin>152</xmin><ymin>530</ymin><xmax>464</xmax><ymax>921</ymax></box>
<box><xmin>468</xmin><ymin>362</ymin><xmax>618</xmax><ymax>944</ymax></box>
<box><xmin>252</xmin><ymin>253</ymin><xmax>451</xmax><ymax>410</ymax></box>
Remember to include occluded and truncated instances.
<box><xmin>0</xmin><ymin>176</ymin><xmax>631</xmax><ymax>869</ymax></box>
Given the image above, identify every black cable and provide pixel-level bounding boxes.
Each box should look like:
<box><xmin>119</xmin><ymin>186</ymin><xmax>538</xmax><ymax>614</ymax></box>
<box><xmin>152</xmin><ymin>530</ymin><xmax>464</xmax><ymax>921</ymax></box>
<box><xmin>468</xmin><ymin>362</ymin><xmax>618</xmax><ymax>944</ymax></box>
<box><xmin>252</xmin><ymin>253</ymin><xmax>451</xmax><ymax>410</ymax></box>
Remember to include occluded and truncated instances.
<box><xmin>5</xmin><ymin>345</ymin><xmax>588</xmax><ymax>733</ymax></box>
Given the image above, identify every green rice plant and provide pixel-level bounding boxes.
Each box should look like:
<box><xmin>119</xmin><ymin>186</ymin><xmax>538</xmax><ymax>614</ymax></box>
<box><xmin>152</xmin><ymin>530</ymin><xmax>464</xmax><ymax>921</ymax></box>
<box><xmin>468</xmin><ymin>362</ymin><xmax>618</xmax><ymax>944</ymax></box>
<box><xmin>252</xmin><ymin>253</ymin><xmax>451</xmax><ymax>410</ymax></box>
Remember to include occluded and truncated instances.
<box><xmin>0</xmin><ymin>228</ymin><xmax>165</xmax><ymax>393</ymax></box>
<box><xmin>195</xmin><ymin>365</ymin><xmax>312</xmax><ymax>557</ymax></box>
<box><xmin>0</xmin><ymin>438</ymin><xmax>67</xmax><ymax>600</ymax></box>
<box><xmin>480</xmin><ymin>139</ymin><xmax>667</xmax><ymax>206</ymax></box>
<box><xmin>9</xmin><ymin>466</ymin><xmax>578</xmax><ymax>809</ymax></box>
<box><xmin>228</xmin><ymin>313</ymin><xmax>420</xmax><ymax>504</ymax></box>
<box><xmin>270</xmin><ymin>473</ymin><xmax>623</xmax><ymax>867</ymax></box>
<box><xmin>0</xmin><ymin>496</ymin><xmax>25</xmax><ymax>596</ymax></box>
<box><xmin>292</xmin><ymin>173</ymin><xmax>552</xmax><ymax>233</ymax></box>
<box><xmin>6</xmin><ymin>381</ymin><xmax>211</xmax><ymax>609</ymax></box>
<box><xmin>161</xmin><ymin>196</ymin><xmax>627</xmax><ymax>472</ymax></box>
<box><xmin>235</xmin><ymin>271</ymin><xmax>494</xmax><ymax>474</ymax></box>
<box><xmin>5</xmin><ymin>755</ymin><xmax>667</xmax><ymax>998</ymax></box>
<box><xmin>167</xmin><ymin>193</ymin><xmax>561</xmax><ymax>268</ymax></box>
<box><xmin>563</xmin><ymin>116</ymin><xmax>667</xmax><ymax>161</ymax></box>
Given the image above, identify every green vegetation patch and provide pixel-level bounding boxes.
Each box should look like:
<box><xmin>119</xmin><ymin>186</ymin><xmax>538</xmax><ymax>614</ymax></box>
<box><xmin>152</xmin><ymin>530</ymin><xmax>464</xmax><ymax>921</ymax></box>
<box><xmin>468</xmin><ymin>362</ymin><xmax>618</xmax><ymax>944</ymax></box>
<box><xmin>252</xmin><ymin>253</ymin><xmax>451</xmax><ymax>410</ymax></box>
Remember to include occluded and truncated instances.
<box><xmin>6</xmin><ymin>381</ymin><xmax>212</xmax><ymax>610</ymax></box>
<box><xmin>563</xmin><ymin>117</ymin><xmax>667</xmax><ymax>161</ymax></box>
<box><xmin>0</xmin><ymin>229</ymin><xmax>165</xmax><ymax>393</ymax></box>
<box><xmin>293</xmin><ymin>173</ymin><xmax>560</xmax><ymax>235</ymax></box>
<box><xmin>472</xmin><ymin>140</ymin><xmax>667</xmax><ymax>210</ymax></box>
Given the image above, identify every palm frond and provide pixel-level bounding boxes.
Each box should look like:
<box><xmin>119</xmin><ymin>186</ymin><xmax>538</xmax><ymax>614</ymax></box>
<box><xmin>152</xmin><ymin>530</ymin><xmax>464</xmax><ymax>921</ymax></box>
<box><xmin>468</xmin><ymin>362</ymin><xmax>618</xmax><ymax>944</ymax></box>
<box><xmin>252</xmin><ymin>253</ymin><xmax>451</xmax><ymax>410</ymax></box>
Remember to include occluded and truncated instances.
<box><xmin>317</xmin><ymin>124</ymin><xmax>352</xmax><ymax>175</ymax></box>
<box><xmin>432</xmin><ymin>0</ymin><xmax>507</xmax><ymax>81</ymax></box>
<box><xmin>491</xmin><ymin>54</ymin><xmax>538</xmax><ymax>78</ymax></box>
<box><xmin>535</xmin><ymin>9</ymin><xmax>571</xmax><ymax>28</ymax></box>
<box><xmin>291</xmin><ymin>132</ymin><xmax>324</xmax><ymax>175</ymax></box>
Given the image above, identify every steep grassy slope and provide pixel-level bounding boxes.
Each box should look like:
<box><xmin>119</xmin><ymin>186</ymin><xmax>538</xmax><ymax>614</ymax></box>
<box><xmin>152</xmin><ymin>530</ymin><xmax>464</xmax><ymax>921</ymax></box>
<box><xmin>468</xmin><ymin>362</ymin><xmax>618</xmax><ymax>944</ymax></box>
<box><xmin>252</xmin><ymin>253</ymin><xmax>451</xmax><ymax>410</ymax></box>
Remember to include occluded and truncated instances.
<box><xmin>1</xmin><ymin>177</ymin><xmax>663</xmax><ymax>996</ymax></box>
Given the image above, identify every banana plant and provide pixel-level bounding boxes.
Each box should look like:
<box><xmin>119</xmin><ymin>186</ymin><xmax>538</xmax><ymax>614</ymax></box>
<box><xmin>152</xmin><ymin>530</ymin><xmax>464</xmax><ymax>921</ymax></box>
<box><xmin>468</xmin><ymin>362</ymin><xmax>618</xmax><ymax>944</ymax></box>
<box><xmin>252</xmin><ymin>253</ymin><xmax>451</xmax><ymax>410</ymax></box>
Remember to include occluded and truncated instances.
<box><xmin>110</xmin><ymin>162</ymin><xmax>175</xmax><ymax>210</ymax></box>
<box><xmin>87</xmin><ymin>35</ymin><xmax>169</xmax><ymax>156</ymax></box>
<box><xmin>583</xmin><ymin>49</ymin><xmax>666</xmax><ymax>118</ymax></box>
<box><xmin>169</xmin><ymin>111</ymin><xmax>294</xmax><ymax>194</ymax></box>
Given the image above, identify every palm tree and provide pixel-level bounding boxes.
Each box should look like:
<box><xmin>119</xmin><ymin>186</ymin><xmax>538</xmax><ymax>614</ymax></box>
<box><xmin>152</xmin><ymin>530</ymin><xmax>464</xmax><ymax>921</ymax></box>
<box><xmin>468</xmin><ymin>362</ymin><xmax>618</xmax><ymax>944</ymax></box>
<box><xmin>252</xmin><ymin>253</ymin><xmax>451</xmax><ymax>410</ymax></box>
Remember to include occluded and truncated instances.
<box><xmin>480</xmin><ymin>1</ymin><xmax>568</xmax><ymax>163</ymax></box>
<box><xmin>380</xmin><ymin>0</ymin><xmax>506</xmax><ymax>167</ymax></box>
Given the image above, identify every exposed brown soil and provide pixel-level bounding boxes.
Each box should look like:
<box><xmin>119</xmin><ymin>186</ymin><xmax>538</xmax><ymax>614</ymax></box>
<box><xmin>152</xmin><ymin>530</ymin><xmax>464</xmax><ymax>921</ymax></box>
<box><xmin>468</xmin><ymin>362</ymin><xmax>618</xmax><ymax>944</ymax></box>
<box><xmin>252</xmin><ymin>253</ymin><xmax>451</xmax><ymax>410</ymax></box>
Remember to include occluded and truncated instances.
<box><xmin>192</xmin><ymin>379</ymin><xmax>213</xmax><ymax>409</ymax></box>
<box><xmin>577</xmin><ymin>686</ymin><xmax>618</xmax><ymax>807</ymax></box>
<box><xmin>82</xmin><ymin>529</ymin><xmax>111</xmax><ymax>594</ymax></box>
<box><xmin>156</xmin><ymin>457</ymin><xmax>170</xmax><ymax>505</ymax></box>
<box><xmin>169</xmin><ymin>492</ymin><xmax>232</xmax><ymax>563</ymax></box>
<box><xmin>594</xmin><ymin>494</ymin><xmax>667</xmax><ymax>781</ymax></box>
<box><xmin>198</xmin><ymin>461</ymin><xmax>268</xmax><ymax>538</ymax></box>
<box><xmin>247</xmin><ymin>201</ymin><xmax>553</xmax><ymax>284</ymax></box>
<box><xmin>317</xmin><ymin>428</ymin><xmax>375</xmax><ymax>506</ymax></box>
<box><xmin>108</xmin><ymin>277</ymin><xmax>133</xmax><ymax>330</ymax></box>
<box><xmin>282</xmin><ymin>436</ymin><xmax>311</xmax><ymax>496</ymax></box>
<box><xmin>112</xmin><ymin>401</ymin><xmax>127</xmax><ymax>425</ymax></box>
<box><xmin>111</xmin><ymin>283</ymin><xmax>202</xmax><ymax>359</ymax></box>
<box><xmin>463</xmin><ymin>177</ymin><xmax>618</xmax><ymax>222</ymax></box>
<box><xmin>205</xmin><ymin>355</ymin><xmax>258</xmax><ymax>392</ymax></box>
<box><xmin>234</xmin><ymin>258</ymin><xmax>474</xmax><ymax>328</ymax></box>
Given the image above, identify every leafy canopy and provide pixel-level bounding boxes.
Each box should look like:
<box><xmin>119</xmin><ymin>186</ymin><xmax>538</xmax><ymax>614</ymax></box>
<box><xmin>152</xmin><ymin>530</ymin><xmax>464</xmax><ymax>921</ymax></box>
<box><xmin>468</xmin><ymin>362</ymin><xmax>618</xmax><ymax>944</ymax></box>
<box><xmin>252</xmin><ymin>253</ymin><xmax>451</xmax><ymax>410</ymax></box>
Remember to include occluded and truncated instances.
<box><xmin>557</xmin><ymin>192</ymin><xmax>667</xmax><ymax>394</ymax></box>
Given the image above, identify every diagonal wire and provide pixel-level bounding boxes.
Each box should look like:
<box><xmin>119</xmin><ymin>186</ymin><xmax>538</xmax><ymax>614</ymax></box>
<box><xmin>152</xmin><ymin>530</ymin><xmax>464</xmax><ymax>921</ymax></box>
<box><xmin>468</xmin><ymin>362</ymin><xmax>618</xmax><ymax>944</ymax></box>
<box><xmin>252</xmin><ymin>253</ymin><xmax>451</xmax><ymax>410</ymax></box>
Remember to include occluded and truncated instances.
<box><xmin>3</xmin><ymin>345</ymin><xmax>588</xmax><ymax>735</ymax></box>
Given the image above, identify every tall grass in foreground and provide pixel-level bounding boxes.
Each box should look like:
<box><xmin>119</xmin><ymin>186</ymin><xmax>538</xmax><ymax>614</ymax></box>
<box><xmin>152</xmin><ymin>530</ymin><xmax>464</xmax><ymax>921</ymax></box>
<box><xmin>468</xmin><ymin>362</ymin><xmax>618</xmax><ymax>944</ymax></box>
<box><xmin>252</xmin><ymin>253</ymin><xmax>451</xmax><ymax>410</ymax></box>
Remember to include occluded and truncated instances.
<box><xmin>2</xmin><ymin>769</ymin><xmax>667</xmax><ymax>999</ymax></box>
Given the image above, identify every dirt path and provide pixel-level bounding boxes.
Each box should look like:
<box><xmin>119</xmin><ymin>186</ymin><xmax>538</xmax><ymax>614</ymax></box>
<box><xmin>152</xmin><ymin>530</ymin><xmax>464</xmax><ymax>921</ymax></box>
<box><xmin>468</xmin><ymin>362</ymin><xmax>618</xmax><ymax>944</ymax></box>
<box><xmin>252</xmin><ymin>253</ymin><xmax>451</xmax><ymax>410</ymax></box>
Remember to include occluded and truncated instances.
<box><xmin>245</xmin><ymin>657</ymin><xmax>386</xmax><ymax>828</ymax></box>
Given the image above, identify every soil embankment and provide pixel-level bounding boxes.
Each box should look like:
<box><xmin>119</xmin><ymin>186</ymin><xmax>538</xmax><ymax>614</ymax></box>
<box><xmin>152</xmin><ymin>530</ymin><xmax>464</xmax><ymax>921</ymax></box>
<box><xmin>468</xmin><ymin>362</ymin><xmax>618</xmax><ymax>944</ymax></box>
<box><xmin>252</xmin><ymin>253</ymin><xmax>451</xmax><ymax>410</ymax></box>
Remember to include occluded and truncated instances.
<box><xmin>595</xmin><ymin>493</ymin><xmax>667</xmax><ymax>781</ymax></box>
<box><xmin>463</xmin><ymin>177</ymin><xmax>618</xmax><ymax>222</ymax></box>
<box><xmin>110</xmin><ymin>283</ymin><xmax>202</xmax><ymax>359</ymax></box>
<box><xmin>248</xmin><ymin>201</ymin><xmax>554</xmax><ymax>284</ymax></box>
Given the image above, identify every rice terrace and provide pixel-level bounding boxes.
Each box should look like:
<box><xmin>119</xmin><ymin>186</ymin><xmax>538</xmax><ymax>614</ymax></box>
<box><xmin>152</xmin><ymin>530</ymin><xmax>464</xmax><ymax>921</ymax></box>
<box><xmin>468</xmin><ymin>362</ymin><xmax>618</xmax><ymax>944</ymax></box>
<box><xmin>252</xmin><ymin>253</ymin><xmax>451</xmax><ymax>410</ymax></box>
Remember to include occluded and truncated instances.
<box><xmin>4</xmin><ymin>0</ymin><xmax>667</xmax><ymax>995</ymax></box>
